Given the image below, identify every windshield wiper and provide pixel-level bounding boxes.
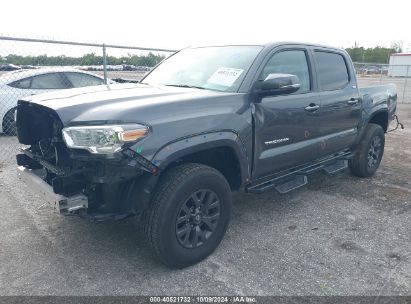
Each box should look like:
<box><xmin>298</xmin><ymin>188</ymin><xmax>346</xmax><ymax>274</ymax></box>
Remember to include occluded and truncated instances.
<box><xmin>164</xmin><ymin>84</ymin><xmax>206</xmax><ymax>90</ymax></box>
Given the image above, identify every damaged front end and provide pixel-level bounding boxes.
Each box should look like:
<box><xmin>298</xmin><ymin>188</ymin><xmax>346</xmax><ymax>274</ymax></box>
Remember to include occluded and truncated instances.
<box><xmin>15</xmin><ymin>101</ymin><xmax>159</xmax><ymax>221</ymax></box>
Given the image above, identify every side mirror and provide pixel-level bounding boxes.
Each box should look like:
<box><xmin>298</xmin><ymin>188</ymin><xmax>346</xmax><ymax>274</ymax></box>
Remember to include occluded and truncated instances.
<box><xmin>255</xmin><ymin>73</ymin><xmax>301</xmax><ymax>97</ymax></box>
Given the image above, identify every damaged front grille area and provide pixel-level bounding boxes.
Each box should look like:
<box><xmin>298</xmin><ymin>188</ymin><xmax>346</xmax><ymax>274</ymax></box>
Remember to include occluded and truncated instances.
<box><xmin>15</xmin><ymin>102</ymin><xmax>91</xmax><ymax>214</ymax></box>
<box><xmin>15</xmin><ymin>100</ymin><xmax>157</xmax><ymax>219</ymax></box>
<box><xmin>16</xmin><ymin>100</ymin><xmax>73</xmax><ymax>187</ymax></box>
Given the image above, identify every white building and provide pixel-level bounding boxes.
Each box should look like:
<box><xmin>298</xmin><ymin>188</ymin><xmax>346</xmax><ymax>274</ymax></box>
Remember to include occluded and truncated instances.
<box><xmin>388</xmin><ymin>53</ymin><xmax>411</xmax><ymax>77</ymax></box>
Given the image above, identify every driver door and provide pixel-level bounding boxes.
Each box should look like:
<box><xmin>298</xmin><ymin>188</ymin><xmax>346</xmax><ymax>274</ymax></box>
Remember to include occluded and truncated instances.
<box><xmin>252</xmin><ymin>47</ymin><xmax>322</xmax><ymax>179</ymax></box>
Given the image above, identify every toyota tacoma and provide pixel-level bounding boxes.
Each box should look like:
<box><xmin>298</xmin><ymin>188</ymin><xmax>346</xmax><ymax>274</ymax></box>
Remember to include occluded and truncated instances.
<box><xmin>15</xmin><ymin>42</ymin><xmax>401</xmax><ymax>268</ymax></box>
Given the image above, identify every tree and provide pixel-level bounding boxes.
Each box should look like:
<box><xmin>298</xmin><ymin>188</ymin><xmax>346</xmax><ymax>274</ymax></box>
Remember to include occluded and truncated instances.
<box><xmin>2</xmin><ymin>52</ymin><xmax>166</xmax><ymax>67</ymax></box>
<box><xmin>345</xmin><ymin>42</ymin><xmax>403</xmax><ymax>63</ymax></box>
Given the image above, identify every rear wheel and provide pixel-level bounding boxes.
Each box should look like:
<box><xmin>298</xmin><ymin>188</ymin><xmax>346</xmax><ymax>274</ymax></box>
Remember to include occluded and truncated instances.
<box><xmin>2</xmin><ymin>108</ymin><xmax>17</xmax><ymax>136</ymax></box>
<box><xmin>144</xmin><ymin>163</ymin><xmax>232</xmax><ymax>268</ymax></box>
<box><xmin>349</xmin><ymin>123</ymin><xmax>385</xmax><ymax>177</ymax></box>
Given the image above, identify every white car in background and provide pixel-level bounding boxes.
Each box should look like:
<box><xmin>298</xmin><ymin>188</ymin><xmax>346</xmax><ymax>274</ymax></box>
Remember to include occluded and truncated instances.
<box><xmin>0</xmin><ymin>67</ymin><xmax>110</xmax><ymax>135</ymax></box>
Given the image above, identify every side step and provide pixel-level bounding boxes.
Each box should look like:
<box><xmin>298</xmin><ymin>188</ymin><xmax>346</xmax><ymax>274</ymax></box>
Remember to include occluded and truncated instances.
<box><xmin>247</xmin><ymin>174</ymin><xmax>308</xmax><ymax>194</ymax></box>
<box><xmin>323</xmin><ymin>160</ymin><xmax>348</xmax><ymax>174</ymax></box>
<box><xmin>246</xmin><ymin>151</ymin><xmax>352</xmax><ymax>194</ymax></box>
<box><xmin>275</xmin><ymin>175</ymin><xmax>308</xmax><ymax>194</ymax></box>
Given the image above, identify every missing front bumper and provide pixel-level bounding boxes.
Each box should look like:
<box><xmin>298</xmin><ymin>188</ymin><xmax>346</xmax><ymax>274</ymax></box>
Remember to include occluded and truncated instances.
<box><xmin>17</xmin><ymin>166</ymin><xmax>88</xmax><ymax>214</ymax></box>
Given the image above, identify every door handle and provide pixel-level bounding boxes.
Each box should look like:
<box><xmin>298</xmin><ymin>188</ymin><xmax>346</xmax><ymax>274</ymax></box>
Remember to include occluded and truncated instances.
<box><xmin>347</xmin><ymin>98</ymin><xmax>359</xmax><ymax>105</ymax></box>
<box><xmin>305</xmin><ymin>104</ymin><xmax>320</xmax><ymax>112</ymax></box>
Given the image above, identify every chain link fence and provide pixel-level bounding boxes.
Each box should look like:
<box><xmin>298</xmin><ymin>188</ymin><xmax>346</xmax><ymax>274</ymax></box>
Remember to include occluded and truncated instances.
<box><xmin>353</xmin><ymin>62</ymin><xmax>411</xmax><ymax>104</ymax></box>
<box><xmin>1</xmin><ymin>37</ymin><xmax>411</xmax><ymax>166</ymax></box>
<box><xmin>0</xmin><ymin>36</ymin><xmax>175</xmax><ymax>165</ymax></box>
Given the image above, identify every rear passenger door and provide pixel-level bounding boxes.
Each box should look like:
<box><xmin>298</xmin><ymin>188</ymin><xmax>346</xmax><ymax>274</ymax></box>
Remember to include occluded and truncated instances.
<box><xmin>313</xmin><ymin>49</ymin><xmax>361</xmax><ymax>156</ymax></box>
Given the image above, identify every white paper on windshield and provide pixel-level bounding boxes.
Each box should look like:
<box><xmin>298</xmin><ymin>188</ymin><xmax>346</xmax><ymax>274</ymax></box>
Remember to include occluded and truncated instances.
<box><xmin>207</xmin><ymin>67</ymin><xmax>244</xmax><ymax>87</ymax></box>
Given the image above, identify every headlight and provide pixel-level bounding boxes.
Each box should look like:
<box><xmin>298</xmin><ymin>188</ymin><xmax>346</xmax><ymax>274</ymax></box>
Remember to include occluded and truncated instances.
<box><xmin>62</xmin><ymin>124</ymin><xmax>148</xmax><ymax>154</ymax></box>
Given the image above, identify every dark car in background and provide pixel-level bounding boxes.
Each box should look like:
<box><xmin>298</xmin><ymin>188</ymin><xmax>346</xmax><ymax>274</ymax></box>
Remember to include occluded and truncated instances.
<box><xmin>0</xmin><ymin>63</ymin><xmax>21</xmax><ymax>71</ymax></box>
<box><xmin>358</xmin><ymin>65</ymin><xmax>382</xmax><ymax>75</ymax></box>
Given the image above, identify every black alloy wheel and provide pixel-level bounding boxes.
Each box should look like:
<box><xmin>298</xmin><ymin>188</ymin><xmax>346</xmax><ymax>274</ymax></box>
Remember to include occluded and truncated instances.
<box><xmin>175</xmin><ymin>189</ymin><xmax>221</xmax><ymax>249</ymax></box>
<box><xmin>349</xmin><ymin>123</ymin><xmax>385</xmax><ymax>177</ymax></box>
<box><xmin>143</xmin><ymin>163</ymin><xmax>232</xmax><ymax>268</ymax></box>
<box><xmin>367</xmin><ymin>135</ymin><xmax>382</xmax><ymax>169</ymax></box>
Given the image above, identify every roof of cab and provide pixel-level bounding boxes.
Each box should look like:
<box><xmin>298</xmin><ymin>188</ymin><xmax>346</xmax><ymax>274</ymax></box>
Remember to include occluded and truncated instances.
<box><xmin>186</xmin><ymin>41</ymin><xmax>344</xmax><ymax>52</ymax></box>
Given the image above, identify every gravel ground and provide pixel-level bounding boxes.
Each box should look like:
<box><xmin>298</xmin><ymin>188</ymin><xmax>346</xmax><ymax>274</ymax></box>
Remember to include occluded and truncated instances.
<box><xmin>0</xmin><ymin>105</ymin><xmax>410</xmax><ymax>296</ymax></box>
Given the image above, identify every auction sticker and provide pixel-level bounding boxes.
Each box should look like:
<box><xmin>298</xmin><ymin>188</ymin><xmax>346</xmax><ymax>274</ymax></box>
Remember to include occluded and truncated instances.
<box><xmin>207</xmin><ymin>67</ymin><xmax>244</xmax><ymax>87</ymax></box>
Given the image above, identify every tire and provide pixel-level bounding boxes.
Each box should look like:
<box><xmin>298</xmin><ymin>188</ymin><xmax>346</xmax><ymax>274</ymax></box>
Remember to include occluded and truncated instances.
<box><xmin>2</xmin><ymin>108</ymin><xmax>17</xmax><ymax>136</ymax></box>
<box><xmin>349</xmin><ymin>123</ymin><xmax>385</xmax><ymax>177</ymax></box>
<box><xmin>144</xmin><ymin>163</ymin><xmax>232</xmax><ymax>268</ymax></box>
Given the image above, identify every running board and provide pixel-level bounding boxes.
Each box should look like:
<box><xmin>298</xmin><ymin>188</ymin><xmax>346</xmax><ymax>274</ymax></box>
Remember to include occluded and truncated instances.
<box><xmin>246</xmin><ymin>151</ymin><xmax>352</xmax><ymax>194</ymax></box>
<box><xmin>274</xmin><ymin>175</ymin><xmax>308</xmax><ymax>194</ymax></box>
<box><xmin>323</xmin><ymin>160</ymin><xmax>348</xmax><ymax>174</ymax></box>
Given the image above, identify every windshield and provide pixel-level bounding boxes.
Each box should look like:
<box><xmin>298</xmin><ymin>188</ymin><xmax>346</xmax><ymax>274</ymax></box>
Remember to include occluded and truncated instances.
<box><xmin>142</xmin><ymin>46</ymin><xmax>263</xmax><ymax>92</ymax></box>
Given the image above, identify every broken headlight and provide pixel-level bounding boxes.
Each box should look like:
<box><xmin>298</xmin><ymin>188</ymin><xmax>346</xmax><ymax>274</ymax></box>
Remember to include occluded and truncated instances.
<box><xmin>62</xmin><ymin>124</ymin><xmax>148</xmax><ymax>154</ymax></box>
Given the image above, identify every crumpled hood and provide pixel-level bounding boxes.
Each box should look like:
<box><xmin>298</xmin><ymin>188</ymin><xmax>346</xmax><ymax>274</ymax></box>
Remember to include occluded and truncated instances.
<box><xmin>21</xmin><ymin>83</ymin><xmax>233</xmax><ymax>126</ymax></box>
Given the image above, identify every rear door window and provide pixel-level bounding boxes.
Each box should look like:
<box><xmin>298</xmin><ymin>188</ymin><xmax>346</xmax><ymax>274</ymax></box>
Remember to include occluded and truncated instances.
<box><xmin>64</xmin><ymin>72</ymin><xmax>104</xmax><ymax>88</ymax></box>
<box><xmin>30</xmin><ymin>73</ymin><xmax>70</xmax><ymax>89</ymax></box>
<box><xmin>315</xmin><ymin>51</ymin><xmax>349</xmax><ymax>91</ymax></box>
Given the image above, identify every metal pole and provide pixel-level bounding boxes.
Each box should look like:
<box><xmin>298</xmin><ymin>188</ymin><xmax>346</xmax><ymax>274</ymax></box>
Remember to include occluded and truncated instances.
<box><xmin>379</xmin><ymin>64</ymin><xmax>383</xmax><ymax>83</ymax></box>
<box><xmin>103</xmin><ymin>44</ymin><xmax>107</xmax><ymax>85</ymax></box>
<box><xmin>0</xmin><ymin>35</ymin><xmax>177</xmax><ymax>53</ymax></box>
<box><xmin>402</xmin><ymin>65</ymin><xmax>409</xmax><ymax>103</ymax></box>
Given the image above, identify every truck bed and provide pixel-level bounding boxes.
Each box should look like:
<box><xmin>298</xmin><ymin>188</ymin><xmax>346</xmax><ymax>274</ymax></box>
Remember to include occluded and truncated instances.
<box><xmin>359</xmin><ymin>84</ymin><xmax>397</xmax><ymax>118</ymax></box>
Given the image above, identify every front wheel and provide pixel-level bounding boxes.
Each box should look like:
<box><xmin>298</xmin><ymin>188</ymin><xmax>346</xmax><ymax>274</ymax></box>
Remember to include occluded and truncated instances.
<box><xmin>349</xmin><ymin>123</ymin><xmax>385</xmax><ymax>177</ymax></box>
<box><xmin>2</xmin><ymin>108</ymin><xmax>17</xmax><ymax>136</ymax></box>
<box><xmin>144</xmin><ymin>163</ymin><xmax>232</xmax><ymax>268</ymax></box>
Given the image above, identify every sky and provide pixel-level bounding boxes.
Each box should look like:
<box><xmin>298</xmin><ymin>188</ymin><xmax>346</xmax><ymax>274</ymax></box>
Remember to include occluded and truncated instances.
<box><xmin>1</xmin><ymin>0</ymin><xmax>410</xmax><ymax>53</ymax></box>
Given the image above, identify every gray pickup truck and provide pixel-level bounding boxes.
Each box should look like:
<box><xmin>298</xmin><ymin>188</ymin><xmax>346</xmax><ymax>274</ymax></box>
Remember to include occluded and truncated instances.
<box><xmin>16</xmin><ymin>42</ymin><xmax>400</xmax><ymax>268</ymax></box>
